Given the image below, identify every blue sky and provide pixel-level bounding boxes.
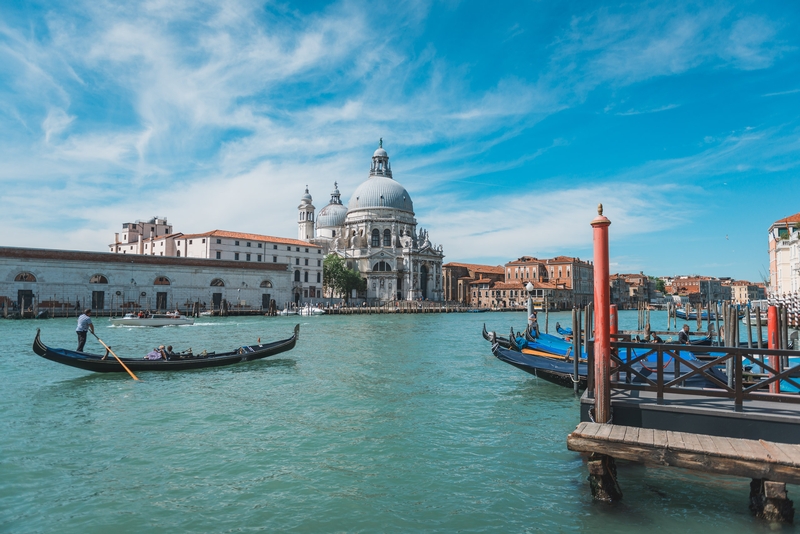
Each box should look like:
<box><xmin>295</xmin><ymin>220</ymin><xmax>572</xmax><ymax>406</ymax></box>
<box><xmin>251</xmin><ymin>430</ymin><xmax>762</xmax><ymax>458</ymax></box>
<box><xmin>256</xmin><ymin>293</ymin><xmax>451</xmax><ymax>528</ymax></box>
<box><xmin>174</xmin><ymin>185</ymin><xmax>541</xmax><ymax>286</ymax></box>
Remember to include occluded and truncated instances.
<box><xmin>1</xmin><ymin>0</ymin><xmax>798</xmax><ymax>282</ymax></box>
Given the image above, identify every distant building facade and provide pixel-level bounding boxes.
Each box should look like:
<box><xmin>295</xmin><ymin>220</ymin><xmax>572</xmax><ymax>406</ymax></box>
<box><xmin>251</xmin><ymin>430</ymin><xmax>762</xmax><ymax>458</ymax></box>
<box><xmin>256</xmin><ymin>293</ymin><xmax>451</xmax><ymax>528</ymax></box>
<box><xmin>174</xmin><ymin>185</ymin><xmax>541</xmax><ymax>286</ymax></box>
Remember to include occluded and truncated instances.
<box><xmin>442</xmin><ymin>263</ymin><xmax>504</xmax><ymax>304</ymax></box>
<box><xmin>1</xmin><ymin>247</ymin><xmax>292</xmax><ymax>313</ymax></box>
<box><xmin>769</xmin><ymin>212</ymin><xmax>800</xmax><ymax>296</ymax></box>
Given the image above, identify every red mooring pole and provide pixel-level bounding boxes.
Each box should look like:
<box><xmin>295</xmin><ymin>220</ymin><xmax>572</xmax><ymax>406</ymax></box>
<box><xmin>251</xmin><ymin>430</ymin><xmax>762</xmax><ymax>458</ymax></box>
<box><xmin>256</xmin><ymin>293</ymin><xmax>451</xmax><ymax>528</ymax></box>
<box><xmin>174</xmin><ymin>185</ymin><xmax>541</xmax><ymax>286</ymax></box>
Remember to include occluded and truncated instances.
<box><xmin>768</xmin><ymin>305</ymin><xmax>780</xmax><ymax>394</ymax></box>
<box><xmin>591</xmin><ymin>204</ymin><xmax>612</xmax><ymax>423</ymax></box>
<box><xmin>609</xmin><ymin>304</ymin><xmax>618</xmax><ymax>336</ymax></box>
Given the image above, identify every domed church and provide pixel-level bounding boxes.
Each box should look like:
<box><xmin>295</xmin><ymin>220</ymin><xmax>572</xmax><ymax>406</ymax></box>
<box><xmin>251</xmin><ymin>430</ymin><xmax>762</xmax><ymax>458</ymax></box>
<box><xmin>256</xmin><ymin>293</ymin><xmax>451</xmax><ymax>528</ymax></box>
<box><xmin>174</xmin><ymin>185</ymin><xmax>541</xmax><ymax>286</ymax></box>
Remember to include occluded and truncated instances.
<box><xmin>299</xmin><ymin>141</ymin><xmax>445</xmax><ymax>301</ymax></box>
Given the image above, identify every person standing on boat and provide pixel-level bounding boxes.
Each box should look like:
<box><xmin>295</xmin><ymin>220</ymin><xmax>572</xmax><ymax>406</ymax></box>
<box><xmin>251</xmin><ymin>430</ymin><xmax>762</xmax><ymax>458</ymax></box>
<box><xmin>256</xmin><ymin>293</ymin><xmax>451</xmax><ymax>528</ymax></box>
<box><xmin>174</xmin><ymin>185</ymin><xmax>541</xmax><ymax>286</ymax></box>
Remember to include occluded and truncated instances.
<box><xmin>76</xmin><ymin>309</ymin><xmax>94</xmax><ymax>352</ymax></box>
<box><xmin>528</xmin><ymin>311</ymin><xmax>540</xmax><ymax>337</ymax></box>
<box><xmin>678</xmin><ymin>324</ymin><xmax>691</xmax><ymax>344</ymax></box>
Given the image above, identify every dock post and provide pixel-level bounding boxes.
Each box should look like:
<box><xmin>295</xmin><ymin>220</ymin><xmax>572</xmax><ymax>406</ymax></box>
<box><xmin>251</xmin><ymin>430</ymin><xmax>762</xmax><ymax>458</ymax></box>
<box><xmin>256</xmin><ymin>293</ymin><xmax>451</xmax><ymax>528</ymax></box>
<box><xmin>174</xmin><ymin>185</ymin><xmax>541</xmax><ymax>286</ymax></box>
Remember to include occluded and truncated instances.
<box><xmin>750</xmin><ymin>479</ymin><xmax>795</xmax><ymax>523</ymax></box>
<box><xmin>768</xmin><ymin>305</ymin><xmax>780</xmax><ymax>394</ymax></box>
<box><xmin>572</xmin><ymin>308</ymin><xmax>580</xmax><ymax>395</ymax></box>
<box><xmin>591</xmin><ymin>204</ymin><xmax>612</xmax><ymax>424</ymax></box>
<box><xmin>587</xmin><ymin>453</ymin><xmax>623</xmax><ymax>503</ymax></box>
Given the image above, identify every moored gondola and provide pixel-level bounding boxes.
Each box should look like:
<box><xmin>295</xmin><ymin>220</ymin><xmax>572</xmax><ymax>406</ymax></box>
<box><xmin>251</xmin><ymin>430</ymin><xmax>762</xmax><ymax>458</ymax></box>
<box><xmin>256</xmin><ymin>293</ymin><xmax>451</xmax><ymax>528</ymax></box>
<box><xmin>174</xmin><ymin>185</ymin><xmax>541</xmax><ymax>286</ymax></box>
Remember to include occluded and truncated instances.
<box><xmin>32</xmin><ymin>325</ymin><xmax>299</xmax><ymax>374</ymax></box>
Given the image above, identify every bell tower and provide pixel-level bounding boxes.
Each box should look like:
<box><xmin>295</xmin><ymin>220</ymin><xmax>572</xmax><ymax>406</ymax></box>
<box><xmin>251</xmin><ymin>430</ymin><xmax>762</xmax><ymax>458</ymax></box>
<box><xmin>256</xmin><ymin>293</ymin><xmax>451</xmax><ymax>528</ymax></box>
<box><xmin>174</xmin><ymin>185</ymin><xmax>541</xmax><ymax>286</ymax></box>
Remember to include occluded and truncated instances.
<box><xmin>298</xmin><ymin>186</ymin><xmax>315</xmax><ymax>241</ymax></box>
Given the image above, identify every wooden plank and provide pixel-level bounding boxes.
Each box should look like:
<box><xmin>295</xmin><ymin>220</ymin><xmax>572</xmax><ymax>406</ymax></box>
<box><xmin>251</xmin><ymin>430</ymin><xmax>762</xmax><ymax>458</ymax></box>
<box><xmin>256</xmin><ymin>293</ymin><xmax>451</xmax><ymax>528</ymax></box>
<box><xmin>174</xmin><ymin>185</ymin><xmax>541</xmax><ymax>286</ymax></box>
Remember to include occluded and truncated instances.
<box><xmin>573</xmin><ymin>422</ymin><xmax>590</xmax><ymax>436</ymax></box>
<box><xmin>666</xmin><ymin>430</ymin><xmax>688</xmax><ymax>452</ymax></box>
<box><xmin>711</xmin><ymin>436</ymin><xmax>739</xmax><ymax>459</ymax></box>
<box><xmin>770</xmin><ymin>442</ymin><xmax>800</xmax><ymax>467</ymax></box>
<box><xmin>681</xmin><ymin>432</ymin><xmax>703</xmax><ymax>453</ymax></box>
<box><xmin>609</xmin><ymin>424</ymin><xmax>628</xmax><ymax>443</ymax></box>
<box><xmin>759</xmin><ymin>440</ymin><xmax>793</xmax><ymax>465</ymax></box>
<box><xmin>595</xmin><ymin>424</ymin><xmax>614</xmax><ymax>440</ymax></box>
<box><xmin>578</xmin><ymin>422</ymin><xmax>601</xmax><ymax>438</ymax></box>
<box><xmin>653</xmin><ymin>429</ymin><xmax>668</xmax><ymax>448</ymax></box>
<box><xmin>638</xmin><ymin>428</ymin><xmax>655</xmax><ymax>448</ymax></box>
<box><xmin>622</xmin><ymin>426</ymin><xmax>640</xmax><ymax>445</ymax></box>
<box><xmin>727</xmin><ymin>437</ymin><xmax>763</xmax><ymax>462</ymax></box>
<box><xmin>695</xmin><ymin>433</ymin><xmax>720</xmax><ymax>456</ymax></box>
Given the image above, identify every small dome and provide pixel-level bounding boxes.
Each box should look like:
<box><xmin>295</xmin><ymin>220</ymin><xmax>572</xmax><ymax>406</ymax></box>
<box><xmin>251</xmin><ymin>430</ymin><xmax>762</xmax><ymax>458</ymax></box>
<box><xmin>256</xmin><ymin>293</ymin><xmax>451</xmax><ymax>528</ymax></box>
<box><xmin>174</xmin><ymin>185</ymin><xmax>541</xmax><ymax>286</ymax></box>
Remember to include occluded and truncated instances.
<box><xmin>348</xmin><ymin>176</ymin><xmax>413</xmax><ymax>213</ymax></box>
<box><xmin>300</xmin><ymin>186</ymin><xmax>312</xmax><ymax>204</ymax></box>
<box><xmin>373</xmin><ymin>147</ymin><xmax>387</xmax><ymax>158</ymax></box>
<box><xmin>317</xmin><ymin>203</ymin><xmax>348</xmax><ymax>228</ymax></box>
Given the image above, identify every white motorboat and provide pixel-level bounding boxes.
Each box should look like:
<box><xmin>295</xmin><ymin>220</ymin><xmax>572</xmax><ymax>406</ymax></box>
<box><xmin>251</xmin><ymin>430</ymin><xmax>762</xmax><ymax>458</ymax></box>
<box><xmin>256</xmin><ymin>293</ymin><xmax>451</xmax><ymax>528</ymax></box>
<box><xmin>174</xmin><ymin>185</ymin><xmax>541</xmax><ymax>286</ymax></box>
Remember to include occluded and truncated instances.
<box><xmin>298</xmin><ymin>306</ymin><xmax>326</xmax><ymax>316</ymax></box>
<box><xmin>278</xmin><ymin>308</ymin><xmax>298</xmax><ymax>316</ymax></box>
<box><xmin>110</xmin><ymin>313</ymin><xmax>195</xmax><ymax>327</ymax></box>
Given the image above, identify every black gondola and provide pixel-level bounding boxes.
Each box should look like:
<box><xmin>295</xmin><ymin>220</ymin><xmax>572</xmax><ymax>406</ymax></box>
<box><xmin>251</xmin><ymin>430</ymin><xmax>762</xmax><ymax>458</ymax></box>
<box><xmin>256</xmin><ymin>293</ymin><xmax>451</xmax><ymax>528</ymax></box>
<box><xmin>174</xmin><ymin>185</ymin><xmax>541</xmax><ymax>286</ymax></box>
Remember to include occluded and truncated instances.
<box><xmin>32</xmin><ymin>325</ymin><xmax>299</xmax><ymax>374</ymax></box>
<box><xmin>492</xmin><ymin>343</ymin><xmax>587</xmax><ymax>388</ymax></box>
<box><xmin>482</xmin><ymin>323</ymin><xmax>511</xmax><ymax>349</ymax></box>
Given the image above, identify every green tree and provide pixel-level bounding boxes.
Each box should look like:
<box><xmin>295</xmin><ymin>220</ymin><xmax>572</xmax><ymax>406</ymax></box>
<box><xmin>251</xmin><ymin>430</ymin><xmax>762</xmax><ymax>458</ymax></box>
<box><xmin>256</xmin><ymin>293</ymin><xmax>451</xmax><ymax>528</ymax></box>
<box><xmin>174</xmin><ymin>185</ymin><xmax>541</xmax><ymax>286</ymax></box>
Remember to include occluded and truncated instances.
<box><xmin>323</xmin><ymin>254</ymin><xmax>366</xmax><ymax>302</ymax></box>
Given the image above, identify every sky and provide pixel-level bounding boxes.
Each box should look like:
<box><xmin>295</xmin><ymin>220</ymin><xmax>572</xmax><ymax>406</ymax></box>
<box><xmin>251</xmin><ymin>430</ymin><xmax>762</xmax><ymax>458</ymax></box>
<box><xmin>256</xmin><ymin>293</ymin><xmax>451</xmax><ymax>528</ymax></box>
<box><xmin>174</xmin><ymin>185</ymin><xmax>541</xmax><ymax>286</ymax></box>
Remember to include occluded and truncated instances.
<box><xmin>1</xmin><ymin>0</ymin><xmax>799</xmax><ymax>282</ymax></box>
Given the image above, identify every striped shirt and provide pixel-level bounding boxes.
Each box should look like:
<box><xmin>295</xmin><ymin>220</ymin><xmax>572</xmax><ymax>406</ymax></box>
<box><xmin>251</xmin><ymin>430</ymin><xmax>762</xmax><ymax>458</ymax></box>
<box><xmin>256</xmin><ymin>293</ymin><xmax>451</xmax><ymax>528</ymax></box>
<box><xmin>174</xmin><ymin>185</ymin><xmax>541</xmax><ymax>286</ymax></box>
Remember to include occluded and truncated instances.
<box><xmin>76</xmin><ymin>314</ymin><xmax>92</xmax><ymax>332</ymax></box>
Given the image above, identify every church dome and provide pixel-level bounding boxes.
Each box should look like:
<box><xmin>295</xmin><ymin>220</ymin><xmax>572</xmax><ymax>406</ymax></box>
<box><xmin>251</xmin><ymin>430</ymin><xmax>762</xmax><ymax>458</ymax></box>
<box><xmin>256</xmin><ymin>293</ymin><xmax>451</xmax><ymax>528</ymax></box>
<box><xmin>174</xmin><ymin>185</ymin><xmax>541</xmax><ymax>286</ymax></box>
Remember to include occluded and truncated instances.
<box><xmin>348</xmin><ymin>177</ymin><xmax>414</xmax><ymax>213</ymax></box>
<box><xmin>347</xmin><ymin>142</ymin><xmax>414</xmax><ymax>213</ymax></box>
<box><xmin>317</xmin><ymin>203</ymin><xmax>348</xmax><ymax>228</ymax></box>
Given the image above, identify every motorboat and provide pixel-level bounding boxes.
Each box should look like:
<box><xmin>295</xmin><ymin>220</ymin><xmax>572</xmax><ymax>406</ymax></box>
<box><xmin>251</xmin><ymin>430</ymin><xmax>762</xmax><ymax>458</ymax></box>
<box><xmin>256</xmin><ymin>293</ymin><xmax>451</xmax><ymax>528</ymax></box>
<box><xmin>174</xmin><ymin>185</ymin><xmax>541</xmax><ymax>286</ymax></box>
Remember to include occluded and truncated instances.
<box><xmin>110</xmin><ymin>313</ymin><xmax>195</xmax><ymax>327</ymax></box>
<box><xmin>298</xmin><ymin>305</ymin><xmax>326</xmax><ymax>316</ymax></box>
<box><xmin>278</xmin><ymin>308</ymin><xmax>298</xmax><ymax>316</ymax></box>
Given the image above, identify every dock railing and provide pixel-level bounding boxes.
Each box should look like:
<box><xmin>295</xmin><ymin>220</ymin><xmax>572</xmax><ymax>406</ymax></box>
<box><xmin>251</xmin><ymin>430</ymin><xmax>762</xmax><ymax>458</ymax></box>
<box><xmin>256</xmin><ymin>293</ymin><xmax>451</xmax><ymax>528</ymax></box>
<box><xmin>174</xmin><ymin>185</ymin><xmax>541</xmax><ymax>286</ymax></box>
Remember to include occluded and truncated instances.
<box><xmin>587</xmin><ymin>339</ymin><xmax>800</xmax><ymax>409</ymax></box>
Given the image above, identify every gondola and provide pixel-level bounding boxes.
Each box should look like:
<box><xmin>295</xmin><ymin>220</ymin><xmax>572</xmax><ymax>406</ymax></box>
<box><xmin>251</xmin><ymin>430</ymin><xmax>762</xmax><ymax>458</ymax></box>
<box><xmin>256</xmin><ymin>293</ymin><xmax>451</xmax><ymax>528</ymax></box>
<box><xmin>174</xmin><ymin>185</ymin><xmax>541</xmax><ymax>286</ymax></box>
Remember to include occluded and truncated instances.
<box><xmin>492</xmin><ymin>343</ymin><xmax>588</xmax><ymax>388</ymax></box>
<box><xmin>482</xmin><ymin>323</ymin><xmax>511</xmax><ymax>349</ymax></box>
<box><xmin>32</xmin><ymin>325</ymin><xmax>299</xmax><ymax>374</ymax></box>
<box><xmin>491</xmin><ymin>340</ymin><xmax>728</xmax><ymax>390</ymax></box>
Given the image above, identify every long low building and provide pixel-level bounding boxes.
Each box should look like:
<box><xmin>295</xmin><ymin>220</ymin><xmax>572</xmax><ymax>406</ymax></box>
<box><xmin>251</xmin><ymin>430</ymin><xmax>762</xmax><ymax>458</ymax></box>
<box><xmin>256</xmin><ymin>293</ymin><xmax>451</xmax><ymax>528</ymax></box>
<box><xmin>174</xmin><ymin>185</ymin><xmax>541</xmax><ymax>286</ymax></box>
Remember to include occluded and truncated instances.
<box><xmin>1</xmin><ymin>246</ymin><xmax>294</xmax><ymax>314</ymax></box>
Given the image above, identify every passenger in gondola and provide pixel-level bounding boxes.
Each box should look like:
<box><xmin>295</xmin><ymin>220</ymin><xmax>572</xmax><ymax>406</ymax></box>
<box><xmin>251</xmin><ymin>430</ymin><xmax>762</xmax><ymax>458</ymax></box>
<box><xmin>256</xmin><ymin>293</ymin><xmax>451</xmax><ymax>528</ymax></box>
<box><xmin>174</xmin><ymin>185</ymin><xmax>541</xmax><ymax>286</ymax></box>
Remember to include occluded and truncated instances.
<box><xmin>678</xmin><ymin>324</ymin><xmax>691</xmax><ymax>344</ymax></box>
<box><xmin>164</xmin><ymin>345</ymin><xmax>179</xmax><ymax>360</ymax></box>
<box><xmin>650</xmin><ymin>332</ymin><xmax>664</xmax><ymax>344</ymax></box>
<box><xmin>144</xmin><ymin>346</ymin><xmax>166</xmax><ymax>360</ymax></box>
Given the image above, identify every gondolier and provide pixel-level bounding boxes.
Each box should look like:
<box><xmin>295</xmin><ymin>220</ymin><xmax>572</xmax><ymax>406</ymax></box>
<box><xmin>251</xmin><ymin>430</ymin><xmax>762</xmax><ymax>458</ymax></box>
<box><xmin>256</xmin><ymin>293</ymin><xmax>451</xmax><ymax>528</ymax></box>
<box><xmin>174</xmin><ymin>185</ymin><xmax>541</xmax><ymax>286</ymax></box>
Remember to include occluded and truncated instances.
<box><xmin>678</xmin><ymin>324</ymin><xmax>691</xmax><ymax>344</ymax></box>
<box><xmin>76</xmin><ymin>309</ymin><xmax>94</xmax><ymax>352</ymax></box>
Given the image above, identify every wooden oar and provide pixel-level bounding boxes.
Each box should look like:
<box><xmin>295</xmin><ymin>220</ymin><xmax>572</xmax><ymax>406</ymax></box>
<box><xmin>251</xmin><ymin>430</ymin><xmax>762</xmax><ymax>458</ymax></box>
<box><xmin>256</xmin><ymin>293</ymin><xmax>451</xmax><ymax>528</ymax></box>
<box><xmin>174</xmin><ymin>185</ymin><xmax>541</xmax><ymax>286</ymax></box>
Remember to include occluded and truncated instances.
<box><xmin>91</xmin><ymin>332</ymin><xmax>140</xmax><ymax>381</ymax></box>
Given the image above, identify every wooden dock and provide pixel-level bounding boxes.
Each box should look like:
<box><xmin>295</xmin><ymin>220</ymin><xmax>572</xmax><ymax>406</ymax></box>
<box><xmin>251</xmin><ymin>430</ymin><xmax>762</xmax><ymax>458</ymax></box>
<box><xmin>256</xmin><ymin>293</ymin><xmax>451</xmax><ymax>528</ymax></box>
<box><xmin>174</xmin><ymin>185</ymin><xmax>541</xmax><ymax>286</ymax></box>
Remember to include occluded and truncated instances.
<box><xmin>568</xmin><ymin>421</ymin><xmax>800</xmax><ymax>521</ymax></box>
<box><xmin>568</xmin><ymin>421</ymin><xmax>800</xmax><ymax>484</ymax></box>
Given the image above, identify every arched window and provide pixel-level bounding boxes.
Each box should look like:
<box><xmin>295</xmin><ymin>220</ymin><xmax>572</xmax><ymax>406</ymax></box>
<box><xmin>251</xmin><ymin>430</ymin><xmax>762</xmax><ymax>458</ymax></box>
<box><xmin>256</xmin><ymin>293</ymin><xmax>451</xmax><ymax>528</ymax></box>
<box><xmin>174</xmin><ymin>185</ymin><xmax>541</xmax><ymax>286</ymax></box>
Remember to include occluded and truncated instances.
<box><xmin>210</xmin><ymin>278</ymin><xmax>225</xmax><ymax>287</ymax></box>
<box><xmin>383</xmin><ymin>229</ymin><xmax>391</xmax><ymax>246</ymax></box>
<box><xmin>154</xmin><ymin>276</ymin><xmax>170</xmax><ymax>285</ymax></box>
<box><xmin>90</xmin><ymin>274</ymin><xmax>108</xmax><ymax>284</ymax></box>
<box><xmin>304</xmin><ymin>271</ymin><xmax>309</xmax><ymax>282</ymax></box>
<box><xmin>371</xmin><ymin>229</ymin><xmax>380</xmax><ymax>247</ymax></box>
<box><xmin>294</xmin><ymin>270</ymin><xmax>301</xmax><ymax>282</ymax></box>
<box><xmin>14</xmin><ymin>272</ymin><xmax>36</xmax><ymax>282</ymax></box>
<box><xmin>260</xmin><ymin>280</ymin><xmax>273</xmax><ymax>288</ymax></box>
<box><xmin>373</xmin><ymin>261</ymin><xmax>391</xmax><ymax>272</ymax></box>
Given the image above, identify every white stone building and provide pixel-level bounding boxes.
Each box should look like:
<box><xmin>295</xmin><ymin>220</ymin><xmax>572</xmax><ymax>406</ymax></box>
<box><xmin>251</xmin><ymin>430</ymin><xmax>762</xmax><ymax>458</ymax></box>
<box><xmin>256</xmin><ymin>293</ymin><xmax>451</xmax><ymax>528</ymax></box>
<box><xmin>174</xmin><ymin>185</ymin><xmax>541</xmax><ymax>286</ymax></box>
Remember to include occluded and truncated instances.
<box><xmin>769</xmin><ymin>212</ymin><xmax>800</xmax><ymax>296</ymax></box>
<box><xmin>1</xmin><ymin>247</ymin><xmax>292</xmax><ymax>313</ymax></box>
<box><xmin>110</xmin><ymin>224</ymin><xmax>324</xmax><ymax>305</ymax></box>
<box><xmin>302</xmin><ymin>143</ymin><xmax>445</xmax><ymax>301</ymax></box>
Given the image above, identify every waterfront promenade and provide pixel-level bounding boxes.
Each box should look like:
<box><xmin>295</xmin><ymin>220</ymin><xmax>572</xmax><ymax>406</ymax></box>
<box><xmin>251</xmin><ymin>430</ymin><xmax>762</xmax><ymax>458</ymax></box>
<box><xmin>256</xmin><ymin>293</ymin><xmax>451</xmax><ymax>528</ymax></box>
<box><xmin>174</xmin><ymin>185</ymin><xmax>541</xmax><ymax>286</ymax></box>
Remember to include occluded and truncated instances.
<box><xmin>1</xmin><ymin>310</ymin><xmax>780</xmax><ymax>533</ymax></box>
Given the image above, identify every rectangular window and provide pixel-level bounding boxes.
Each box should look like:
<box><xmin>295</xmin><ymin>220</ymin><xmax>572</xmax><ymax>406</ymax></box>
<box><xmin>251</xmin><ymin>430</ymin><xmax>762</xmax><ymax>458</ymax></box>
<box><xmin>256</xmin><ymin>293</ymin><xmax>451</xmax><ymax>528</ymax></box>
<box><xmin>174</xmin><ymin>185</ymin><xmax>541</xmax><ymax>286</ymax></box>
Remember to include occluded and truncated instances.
<box><xmin>304</xmin><ymin>259</ymin><xmax>308</xmax><ymax>266</ymax></box>
<box><xmin>235</xmin><ymin>240</ymin><xmax>240</xmax><ymax>246</ymax></box>
<box><xmin>304</xmin><ymin>272</ymin><xmax>309</xmax><ymax>282</ymax></box>
<box><xmin>246</xmin><ymin>254</ymin><xmax>251</xmax><ymax>261</ymax></box>
<box><xmin>202</xmin><ymin>239</ymin><xmax>206</xmax><ymax>243</ymax></box>
<box><xmin>274</xmin><ymin>245</ymin><xmax>278</xmax><ymax>249</ymax></box>
<box><xmin>287</xmin><ymin>246</ymin><xmax>291</xmax><ymax>251</ymax></box>
<box><xmin>247</xmin><ymin>242</ymin><xmax>251</xmax><ymax>247</ymax></box>
<box><xmin>216</xmin><ymin>251</ymin><xmax>221</xmax><ymax>259</ymax></box>
<box><xmin>257</xmin><ymin>254</ymin><xmax>262</xmax><ymax>262</ymax></box>
<box><xmin>216</xmin><ymin>239</ymin><xmax>222</xmax><ymax>244</ymax></box>
<box><xmin>235</xmin><ymin>253</ymin><xmax>240</xmax><ymax>260</ymax></box>
<box><xmin>258</xmin><ymin>243</ymin><xmax>262</xmax><ymax>248</ymax></box>
<box><xmin>295</xmin><ymin>258</ymin><xmax>300</xmax><ymax>265</ymax></box>
<box><xmin>305</xmin><ymin>248</ymin><xmax>309</xmax><ymax>253</ymax></box>
<box><xmin>317</xmin><ymin>259</ymin><xmax>321</xmax><ymax>267</ymax></box>
<box><xmin>273</xmin><ymin>256</ymin><xmax>277</xmax><ymax>262</ymax></box>
<box><xmin>296</xmin><ymin>247</ymin><xmax>300</xmax><ymax>252</ymax></box>
<box><xmin>317</xmin><ymin>272</ymin><xmax>321</xmax><ymax>283</ymax></box>
<box><xmin>189</xmin><ymin>240</ymin><xmax>192</xmax><ymax>245</ymax></box>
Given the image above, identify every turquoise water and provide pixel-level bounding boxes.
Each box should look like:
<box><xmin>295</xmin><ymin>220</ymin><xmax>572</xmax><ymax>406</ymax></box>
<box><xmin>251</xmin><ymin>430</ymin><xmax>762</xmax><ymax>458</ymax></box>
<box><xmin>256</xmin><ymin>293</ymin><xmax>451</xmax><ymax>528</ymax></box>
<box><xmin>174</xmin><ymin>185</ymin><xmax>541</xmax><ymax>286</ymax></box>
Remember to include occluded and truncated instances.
<box><xmin>0</xmin><ymin>311</ymin><xmax>787</xmax><ymax>532</ymax></box>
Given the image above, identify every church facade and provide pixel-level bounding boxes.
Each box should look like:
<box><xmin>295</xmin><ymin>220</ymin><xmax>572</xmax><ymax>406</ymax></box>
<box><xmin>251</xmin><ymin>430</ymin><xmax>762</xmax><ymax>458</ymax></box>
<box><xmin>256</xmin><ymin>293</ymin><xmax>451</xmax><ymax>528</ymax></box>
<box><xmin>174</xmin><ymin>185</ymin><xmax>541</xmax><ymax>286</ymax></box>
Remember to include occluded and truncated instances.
<box><xmin>300</xmin><ymin>144</ymin><xmax>445</xmax><ymax>302</ymax></box>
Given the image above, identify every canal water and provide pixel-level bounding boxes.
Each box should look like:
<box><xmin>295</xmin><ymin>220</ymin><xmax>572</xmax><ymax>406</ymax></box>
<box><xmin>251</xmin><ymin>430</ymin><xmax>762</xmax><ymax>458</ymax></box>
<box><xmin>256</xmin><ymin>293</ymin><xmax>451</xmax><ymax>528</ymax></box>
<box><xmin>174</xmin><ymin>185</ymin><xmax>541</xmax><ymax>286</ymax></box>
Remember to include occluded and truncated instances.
<box><xmin>0</xmin><ymin>311</ymin><xmax>786</xmax><ymax>532</ymax></box>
